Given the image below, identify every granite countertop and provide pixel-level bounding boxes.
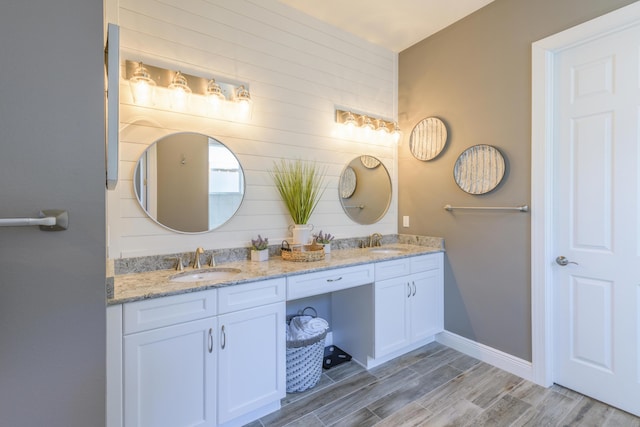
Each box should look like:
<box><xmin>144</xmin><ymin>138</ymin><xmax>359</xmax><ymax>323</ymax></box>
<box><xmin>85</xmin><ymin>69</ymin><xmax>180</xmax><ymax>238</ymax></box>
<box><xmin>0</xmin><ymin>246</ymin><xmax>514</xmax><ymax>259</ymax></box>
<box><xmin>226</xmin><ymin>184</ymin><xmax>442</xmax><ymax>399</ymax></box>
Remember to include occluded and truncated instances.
<box><xmin>109</xmin><ymin>244</ymin><xmax>443</xmax><ymax>305</ymax></box>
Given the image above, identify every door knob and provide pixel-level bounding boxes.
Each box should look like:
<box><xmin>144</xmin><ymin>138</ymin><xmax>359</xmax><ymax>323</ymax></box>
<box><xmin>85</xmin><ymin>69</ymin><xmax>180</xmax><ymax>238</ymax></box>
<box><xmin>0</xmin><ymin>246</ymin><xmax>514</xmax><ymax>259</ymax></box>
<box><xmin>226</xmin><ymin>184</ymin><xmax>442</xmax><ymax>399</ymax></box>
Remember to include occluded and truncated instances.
<box><xmin>556</xmin><ymin>256</ymin><xmax>578</xmax><ymax>266</ymax></box>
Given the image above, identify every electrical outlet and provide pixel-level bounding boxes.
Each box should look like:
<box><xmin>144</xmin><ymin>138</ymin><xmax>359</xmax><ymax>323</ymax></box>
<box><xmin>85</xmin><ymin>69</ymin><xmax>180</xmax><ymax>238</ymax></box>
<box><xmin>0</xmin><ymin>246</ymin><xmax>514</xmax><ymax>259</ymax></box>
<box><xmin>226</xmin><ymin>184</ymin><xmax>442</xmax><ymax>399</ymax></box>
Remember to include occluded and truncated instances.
<box><xmin>402</xmin><ymin>216</ymin><xmax>410</xmax><ymax>227</ymax></box>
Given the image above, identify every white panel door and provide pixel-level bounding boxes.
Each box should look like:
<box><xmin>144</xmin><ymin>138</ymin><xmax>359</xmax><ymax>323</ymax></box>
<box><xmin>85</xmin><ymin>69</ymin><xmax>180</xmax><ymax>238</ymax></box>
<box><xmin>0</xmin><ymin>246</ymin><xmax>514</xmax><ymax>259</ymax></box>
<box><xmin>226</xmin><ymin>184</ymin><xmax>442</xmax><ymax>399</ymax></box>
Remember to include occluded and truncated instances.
<box><xmin>553</xmin><ymin>21</ymin><xmax>640</xmax><ymax>416</ymax></box>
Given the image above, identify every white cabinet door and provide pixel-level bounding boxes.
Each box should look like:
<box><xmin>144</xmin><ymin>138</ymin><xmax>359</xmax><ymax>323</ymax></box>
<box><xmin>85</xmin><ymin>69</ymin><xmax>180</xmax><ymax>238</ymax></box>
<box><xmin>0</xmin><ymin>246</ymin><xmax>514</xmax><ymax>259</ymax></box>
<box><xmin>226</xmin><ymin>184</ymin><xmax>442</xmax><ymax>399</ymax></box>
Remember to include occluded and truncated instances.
<box><xmin>374</xmin><ymin>277</ymin><xmax>411</xmax><ymax>357</ymax></box>
<box><xmin>374</xmin><ymin>255</ymin><xmax>444</xmax><ymax>359</ymax></box>
<box><xmin>123</xmin><ymin>318</ymin><xmax>216</xmax><ymax>427</ymax></box>
<box><xmin>217</xmin><ymin>302</ymin><xmax>285</xmax><ymax>425</ymax></box>
<box><xmin>409</xmin><ymin>269</ymin><xmax>443</xmax><ymax>342</ymax></box>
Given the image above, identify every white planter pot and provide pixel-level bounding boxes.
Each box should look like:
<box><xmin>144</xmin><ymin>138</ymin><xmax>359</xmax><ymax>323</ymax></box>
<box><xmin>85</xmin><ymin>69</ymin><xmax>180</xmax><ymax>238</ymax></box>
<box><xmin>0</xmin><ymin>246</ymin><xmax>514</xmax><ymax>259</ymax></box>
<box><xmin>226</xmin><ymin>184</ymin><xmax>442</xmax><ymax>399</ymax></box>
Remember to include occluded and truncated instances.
<box><xmin>251</xmin><ymin>249</ymin><xmax>269</xmax><ymax>262</ymax></box>
<box><xmin>290</xmin><ymin>224</ymin><xmax>313</xmax><ymax>245</ymax></box>
<box><xmin>323</xmin><ymin>243</ymin><xmax>331</xmax><ymax>254</ymax></box>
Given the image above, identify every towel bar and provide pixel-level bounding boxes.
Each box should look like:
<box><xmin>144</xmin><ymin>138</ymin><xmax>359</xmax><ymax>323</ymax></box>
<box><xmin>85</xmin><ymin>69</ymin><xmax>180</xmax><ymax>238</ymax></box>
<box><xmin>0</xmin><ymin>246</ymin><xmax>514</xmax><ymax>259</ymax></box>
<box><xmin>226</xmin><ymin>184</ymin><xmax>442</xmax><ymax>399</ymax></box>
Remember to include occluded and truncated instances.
<box><xmin>0</xmin><ymin>210</ymin><xmax>68</xmax><ymax>231</ymax></box>
<box><xmin>444</xmin><ymin>204</ymin><xmax>529</xmax><ymax>213</ymax></box>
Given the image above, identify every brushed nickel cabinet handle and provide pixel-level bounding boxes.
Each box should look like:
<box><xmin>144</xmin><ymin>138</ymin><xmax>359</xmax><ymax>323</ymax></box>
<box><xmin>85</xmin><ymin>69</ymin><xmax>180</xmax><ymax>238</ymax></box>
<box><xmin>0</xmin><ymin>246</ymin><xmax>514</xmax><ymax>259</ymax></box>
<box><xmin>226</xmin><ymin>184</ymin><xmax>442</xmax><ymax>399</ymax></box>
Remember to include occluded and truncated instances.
<box><xmin>221</xmin><ymin>325</ymin><xmax>226</xmax><ymax>350</ymax></box>
<box><xmin>208</xmin><ymin>328</ymin><xmax>213</xmax><ymax>353</ymax></box>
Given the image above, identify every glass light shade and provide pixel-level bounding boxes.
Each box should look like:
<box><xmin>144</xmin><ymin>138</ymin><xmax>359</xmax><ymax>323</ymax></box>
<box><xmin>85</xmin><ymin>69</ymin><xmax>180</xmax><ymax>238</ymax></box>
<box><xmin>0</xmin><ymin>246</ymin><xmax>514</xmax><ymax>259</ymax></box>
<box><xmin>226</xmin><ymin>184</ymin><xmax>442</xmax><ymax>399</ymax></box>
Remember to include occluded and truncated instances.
<box><xmin>168</xmin><ymin>71</ymin><xmax>192</xmax><ymax>109</ymax></box>
<box><xmin>376</xmin><ymin>119</ymin><xmax>390</xmax><ymax>134</ymax></box>
<box><xmin>361</xmin><ymin>116</ymin><xmax>374</xmax><ymax>138</ymax></box>
<box><xmin>374</xmin><ymin>120</ymin><xmax>389</xmax><ymax>143</ymax></box>
<box><xmin>361</xmin><ymin>116</ymin><xmax>374</xmax><ymax>130</ymax></box>
<box><xmin>343</xmin><ymin>111</ymin><xmax>357</xmax><ymax>135</ymax></box>
<box><xmin>206</xmin><ymin>79</ymin><xmax>225</xmax><ymax>109</ymax></box>
<box><xmin>235</xmin><ymin>85</ymin><xmax>252</xmax><ymax>117</ymax></box>
<box><xmin>391</xmin><ymin>122</ymin><xmax>402</xmax><ymax>144</ymax></box>
<box><xmin>129</xmin><ymin>63</ymin><xmax>156</xmax><ymax>105</ymax></box>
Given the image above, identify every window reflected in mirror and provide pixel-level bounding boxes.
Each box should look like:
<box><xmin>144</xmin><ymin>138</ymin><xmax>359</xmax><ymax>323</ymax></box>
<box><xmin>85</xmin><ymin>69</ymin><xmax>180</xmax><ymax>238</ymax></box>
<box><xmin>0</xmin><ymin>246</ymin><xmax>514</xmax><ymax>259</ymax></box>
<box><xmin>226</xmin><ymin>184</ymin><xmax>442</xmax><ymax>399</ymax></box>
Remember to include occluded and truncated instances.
<box><xmin>134</xmin><ymin>132</ymin><xmax>245</xmax><ymax>233</ymax></box>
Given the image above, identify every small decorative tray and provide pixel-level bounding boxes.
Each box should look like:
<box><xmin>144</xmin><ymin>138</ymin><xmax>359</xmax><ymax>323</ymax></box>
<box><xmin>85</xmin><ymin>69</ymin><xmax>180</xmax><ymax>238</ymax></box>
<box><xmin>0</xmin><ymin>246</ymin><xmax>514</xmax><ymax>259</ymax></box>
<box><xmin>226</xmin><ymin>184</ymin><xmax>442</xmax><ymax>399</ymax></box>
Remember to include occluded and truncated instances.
<box><xmin>281</xmin><ymin>240</ymin><xmax>325</xmax><ymax>262</ymax></box>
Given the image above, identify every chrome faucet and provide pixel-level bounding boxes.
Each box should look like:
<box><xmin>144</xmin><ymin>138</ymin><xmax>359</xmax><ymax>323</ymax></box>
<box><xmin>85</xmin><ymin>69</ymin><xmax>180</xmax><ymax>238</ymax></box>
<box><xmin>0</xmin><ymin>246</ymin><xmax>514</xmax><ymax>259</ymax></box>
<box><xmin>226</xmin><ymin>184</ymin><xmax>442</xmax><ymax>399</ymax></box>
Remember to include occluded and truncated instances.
<box><xmin>369</xmin><ymin>233</ymin><xmax>383</xmax><ymax>247</ymax></box>
<box><xmin>192</xmin><ymin>247</ymin><xmax>204</xmax><ymax>269</ymax></box>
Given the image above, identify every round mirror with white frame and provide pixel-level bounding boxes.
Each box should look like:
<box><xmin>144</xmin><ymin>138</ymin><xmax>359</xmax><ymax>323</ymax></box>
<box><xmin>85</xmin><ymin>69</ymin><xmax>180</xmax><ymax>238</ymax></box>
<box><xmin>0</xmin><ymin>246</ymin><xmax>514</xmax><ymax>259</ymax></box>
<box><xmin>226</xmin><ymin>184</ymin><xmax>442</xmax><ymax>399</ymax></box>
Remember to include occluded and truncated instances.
<box><xmin>133</xmin><ymin>132</ymin><xmax>245</xmax><ymax>233</ymax></box>
<box><xmin>339</xmin><ymin>156</ymin><xmax>391</xmax><ymax>224</ymax></box>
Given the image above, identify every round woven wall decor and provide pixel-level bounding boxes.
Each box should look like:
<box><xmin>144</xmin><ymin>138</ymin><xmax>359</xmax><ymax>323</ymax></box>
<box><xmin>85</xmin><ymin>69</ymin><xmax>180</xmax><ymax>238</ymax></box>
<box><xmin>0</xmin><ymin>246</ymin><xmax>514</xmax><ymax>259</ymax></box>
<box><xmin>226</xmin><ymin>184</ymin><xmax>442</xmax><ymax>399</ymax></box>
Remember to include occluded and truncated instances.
<box><xmin>409</xmin><ymin>117</ymin><xmax>448</xmax><ymax>161</ymax></box>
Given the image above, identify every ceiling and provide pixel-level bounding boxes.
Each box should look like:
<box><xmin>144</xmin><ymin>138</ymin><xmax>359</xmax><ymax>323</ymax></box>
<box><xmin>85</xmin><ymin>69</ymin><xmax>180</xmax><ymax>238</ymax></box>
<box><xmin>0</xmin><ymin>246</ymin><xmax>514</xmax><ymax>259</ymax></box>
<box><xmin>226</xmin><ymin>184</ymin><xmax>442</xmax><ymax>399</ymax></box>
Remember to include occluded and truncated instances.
<box><xmin>278</xmin><ymin>0</ymin><xmax>496</xmax><ymax>52</ymax></box>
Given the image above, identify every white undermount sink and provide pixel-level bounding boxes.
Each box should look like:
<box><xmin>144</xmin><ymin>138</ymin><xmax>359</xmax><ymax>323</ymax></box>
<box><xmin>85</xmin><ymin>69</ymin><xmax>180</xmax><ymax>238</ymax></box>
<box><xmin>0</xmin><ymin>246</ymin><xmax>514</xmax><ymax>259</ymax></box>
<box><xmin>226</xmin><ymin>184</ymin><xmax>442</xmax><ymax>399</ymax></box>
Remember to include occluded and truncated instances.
<box><xmin>368</xmin><ymin>247</ymin><xmax>407</xmax><ymax>255</ymax></box>
<box><xmin>169</xmin><ymin>268</ymin><xmax>242</xmax><ymax>283</ymax></box>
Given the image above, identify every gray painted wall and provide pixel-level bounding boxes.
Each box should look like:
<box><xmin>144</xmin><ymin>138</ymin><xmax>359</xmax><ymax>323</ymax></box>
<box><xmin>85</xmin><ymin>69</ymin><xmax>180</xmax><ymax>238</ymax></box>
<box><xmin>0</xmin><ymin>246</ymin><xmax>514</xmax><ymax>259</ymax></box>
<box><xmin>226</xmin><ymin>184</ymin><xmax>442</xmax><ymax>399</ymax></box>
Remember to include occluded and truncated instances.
<box><xmin>0</xmin><ymin>1</ymin><xmax>106</xmax><ymax>426</ymax></box>
<box><xmin>398</xmin><ymin>0</ymin><xmax>638</xmax><ymax>361</ymax></box>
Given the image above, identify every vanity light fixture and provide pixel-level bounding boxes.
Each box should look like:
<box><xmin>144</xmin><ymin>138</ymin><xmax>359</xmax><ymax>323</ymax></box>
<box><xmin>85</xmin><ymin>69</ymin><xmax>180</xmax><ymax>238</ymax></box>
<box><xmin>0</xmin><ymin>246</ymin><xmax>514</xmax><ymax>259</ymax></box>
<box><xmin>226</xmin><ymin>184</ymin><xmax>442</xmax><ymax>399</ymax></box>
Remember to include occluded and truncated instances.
<box><xmin>128</xmin><ymin>62</ymin><xmax>156</xmax><ymax>105</ymax></box>
<box><xmin>124</xmin><ymin>60</ymin><xmax>252</xmax><ymax>120</ymax></box>
<box><xmin>342</xmin><ymin>111</ymin><xmax>357</xmax><ymax>136</ymax></box>
<box><xmin>360</xmin><ymin>115</ymin><xmax>374</xmax><ymax>138</ymax></box>
<box><xmin>391</xmin><ymin>122</ymin><xmax>402</xmax><ymax>144</ymax></box>
<box><xmin>335</xmin><ymin>108</ymin><xmax>400</xmax><ymax>144</ymax></box>
<box><xmin>235</xmin><ymin>85</ymin><xmax>252</xmax><ymax>117</ymax></box>
<box><xmin>206</xmin><ymin>78</ymin><xmax>225</xmax><ymax>109</ymax></box>
<box><xmin>343</xmin><ymin>111</ymin><xmax>357</xmax><ymax>128</ymax></box>
<box><xmin>361</xmin><ymin>115</ymin><xmax>374</xmax><ymax>130</ymax></box>
<box><xmin>376</xmin><ymin>119</ymin><xmax>390</xmax><ymax>135</ymax></box>
<box><xmin>375</xmin><ymin>119</ymin><xmax>391</xmax><ymax>144</ymax></box>
<box><xmin>168</xmin><ymin>71</ymin><xmax>191</xmax><ymax>109</ymax></box>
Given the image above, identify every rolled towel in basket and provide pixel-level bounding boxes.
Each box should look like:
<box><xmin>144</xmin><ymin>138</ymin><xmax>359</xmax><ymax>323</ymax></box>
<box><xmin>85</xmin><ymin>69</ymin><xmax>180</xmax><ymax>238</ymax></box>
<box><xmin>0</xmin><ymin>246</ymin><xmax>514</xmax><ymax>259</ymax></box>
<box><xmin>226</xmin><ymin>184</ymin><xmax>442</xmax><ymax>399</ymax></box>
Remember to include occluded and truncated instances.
<box><xmin>287</xmin><ymin>315</ymin><xmax>329</xmax><ymax>341</ymax></box>
<box><xmin>306</xmin><ymin>317</ymin><xmax>329</xmax><ymax>333</ymax></box>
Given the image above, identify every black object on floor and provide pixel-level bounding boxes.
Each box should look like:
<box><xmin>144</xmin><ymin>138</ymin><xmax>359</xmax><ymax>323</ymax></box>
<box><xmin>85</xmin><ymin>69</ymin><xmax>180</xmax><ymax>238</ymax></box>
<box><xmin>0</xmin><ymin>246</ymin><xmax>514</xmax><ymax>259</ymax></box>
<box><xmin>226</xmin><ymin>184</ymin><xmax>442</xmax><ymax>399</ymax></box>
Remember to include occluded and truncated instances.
<box><xmin>323</xmin><ymin>345</ymin><xmax>352</xmax><ymax>369</ymax></box>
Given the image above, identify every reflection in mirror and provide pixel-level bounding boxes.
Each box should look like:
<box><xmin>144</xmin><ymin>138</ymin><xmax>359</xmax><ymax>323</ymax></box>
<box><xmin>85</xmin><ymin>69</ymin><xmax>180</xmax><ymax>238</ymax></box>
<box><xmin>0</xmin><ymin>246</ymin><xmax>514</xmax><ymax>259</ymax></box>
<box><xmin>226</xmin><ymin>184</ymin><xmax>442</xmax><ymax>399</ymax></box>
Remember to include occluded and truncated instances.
<box><xmin>134</xmin><ymin>132</ymin><xmax>245</xmax><ymax>233</ymax></box>
<box><xmin>339</xmin><ymin>156</ymin><xmax>391</xmax><ymax>224</ymax></box>
<box><xmin>340</xmin><ymin>166</ymin><xmax>356</xmax><ymax>198</ymax></box>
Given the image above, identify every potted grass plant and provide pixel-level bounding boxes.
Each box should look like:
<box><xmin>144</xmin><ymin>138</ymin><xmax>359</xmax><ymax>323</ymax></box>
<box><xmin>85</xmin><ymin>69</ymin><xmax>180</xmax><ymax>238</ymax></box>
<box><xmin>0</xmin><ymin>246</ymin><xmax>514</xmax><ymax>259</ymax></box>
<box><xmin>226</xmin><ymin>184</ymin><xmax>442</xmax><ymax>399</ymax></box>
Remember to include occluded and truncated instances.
<box><xmin>270</xmin><ymin>159</ymin><xmax>327</xmax><ymax>244</ymax></box>
<box><xmin>250</xmin><ymin>235</ymin><xmax>269</xmax><ymax>262</ymax></box>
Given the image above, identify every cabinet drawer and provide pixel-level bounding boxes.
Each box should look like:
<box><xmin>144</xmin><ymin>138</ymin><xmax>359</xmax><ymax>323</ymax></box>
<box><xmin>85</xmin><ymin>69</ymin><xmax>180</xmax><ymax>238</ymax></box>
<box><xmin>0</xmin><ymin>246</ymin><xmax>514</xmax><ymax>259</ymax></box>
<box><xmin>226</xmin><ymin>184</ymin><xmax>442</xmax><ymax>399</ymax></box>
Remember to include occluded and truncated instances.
<box><xmin>410</xmin><ymin>253</ymin><xmax>443</xmax><ymax>273</ymax></box>
<box><xmin>375</xmin><ymin>258</ymin><xmax>411</xmax><ymax>281</ymax></box>
<box><xmin>287</xmin><ymin>264</ymin><xmax>374</xmax><ymax>300</ymax></box>
<box><xmin>123</xmin><ymin>290</ymin><xmax>217</xmax><ymax>335</ymax></box>
<box><xmin>218</xmin><ymin>278</ymin><xmax>286</xmax><ymax>314</ymax></box>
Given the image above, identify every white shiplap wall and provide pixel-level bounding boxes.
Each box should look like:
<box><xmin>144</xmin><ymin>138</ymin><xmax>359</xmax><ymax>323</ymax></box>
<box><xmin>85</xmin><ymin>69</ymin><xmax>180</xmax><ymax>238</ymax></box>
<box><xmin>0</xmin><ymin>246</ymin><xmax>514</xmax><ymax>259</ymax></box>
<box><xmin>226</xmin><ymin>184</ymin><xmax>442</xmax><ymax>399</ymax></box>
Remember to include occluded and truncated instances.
<box><xmin>107</xmin><ymin>0</ymin><xmax>398</xmax><ymax>258</ymax></box>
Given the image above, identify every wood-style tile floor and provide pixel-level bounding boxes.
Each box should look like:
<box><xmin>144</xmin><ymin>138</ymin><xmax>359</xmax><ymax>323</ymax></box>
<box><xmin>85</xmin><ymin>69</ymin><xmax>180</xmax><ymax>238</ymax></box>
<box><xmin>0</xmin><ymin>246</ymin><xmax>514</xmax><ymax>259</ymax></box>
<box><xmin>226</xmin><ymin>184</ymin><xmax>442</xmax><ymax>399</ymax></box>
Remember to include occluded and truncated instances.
<box><xmin>245</xmin><ymin>342</ymin><xmax>640</xmax><ymax>427</ymax></box>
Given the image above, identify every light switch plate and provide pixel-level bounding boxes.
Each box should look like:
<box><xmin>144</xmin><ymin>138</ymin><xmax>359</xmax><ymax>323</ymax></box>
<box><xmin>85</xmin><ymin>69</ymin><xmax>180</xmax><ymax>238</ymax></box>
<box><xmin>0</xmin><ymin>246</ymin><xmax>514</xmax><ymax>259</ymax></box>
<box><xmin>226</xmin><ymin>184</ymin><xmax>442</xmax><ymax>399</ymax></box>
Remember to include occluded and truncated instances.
<box><xmin>402</xmin><ymin>216</ymin><xmax>410</xmax><ymax>227</ymax></box>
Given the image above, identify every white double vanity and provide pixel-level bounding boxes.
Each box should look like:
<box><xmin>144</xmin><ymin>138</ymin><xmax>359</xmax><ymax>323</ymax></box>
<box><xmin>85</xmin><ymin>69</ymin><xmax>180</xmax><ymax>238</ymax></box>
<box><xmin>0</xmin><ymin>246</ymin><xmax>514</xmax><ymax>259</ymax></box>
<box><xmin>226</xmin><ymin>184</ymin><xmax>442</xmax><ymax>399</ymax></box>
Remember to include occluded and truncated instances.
<box><xmin>107</xmin><ymin>245</ymin><xmax>443</xmax><ymax>427</ymax></box>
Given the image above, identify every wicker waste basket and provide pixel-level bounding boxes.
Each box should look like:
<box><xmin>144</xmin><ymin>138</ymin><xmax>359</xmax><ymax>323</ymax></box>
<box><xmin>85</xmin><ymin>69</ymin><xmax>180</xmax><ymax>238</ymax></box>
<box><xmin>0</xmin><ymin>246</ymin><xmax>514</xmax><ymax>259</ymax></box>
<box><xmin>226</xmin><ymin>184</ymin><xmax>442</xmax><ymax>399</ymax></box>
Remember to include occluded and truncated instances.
<box><xmin>286</xmin><ymin>307</ymin><xmax>328</xmax><ymax>393</ymax></box>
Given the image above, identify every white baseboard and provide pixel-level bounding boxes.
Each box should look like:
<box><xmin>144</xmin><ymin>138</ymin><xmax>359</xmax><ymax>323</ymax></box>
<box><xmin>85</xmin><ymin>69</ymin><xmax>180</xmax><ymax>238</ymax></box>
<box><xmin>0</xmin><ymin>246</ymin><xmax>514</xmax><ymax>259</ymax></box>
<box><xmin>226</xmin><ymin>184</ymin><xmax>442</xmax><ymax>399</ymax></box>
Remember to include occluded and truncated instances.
<box><xmin>436</xmin><ymin>330</ymin><xmax>534</xmax><ymax>382</ymax></box>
